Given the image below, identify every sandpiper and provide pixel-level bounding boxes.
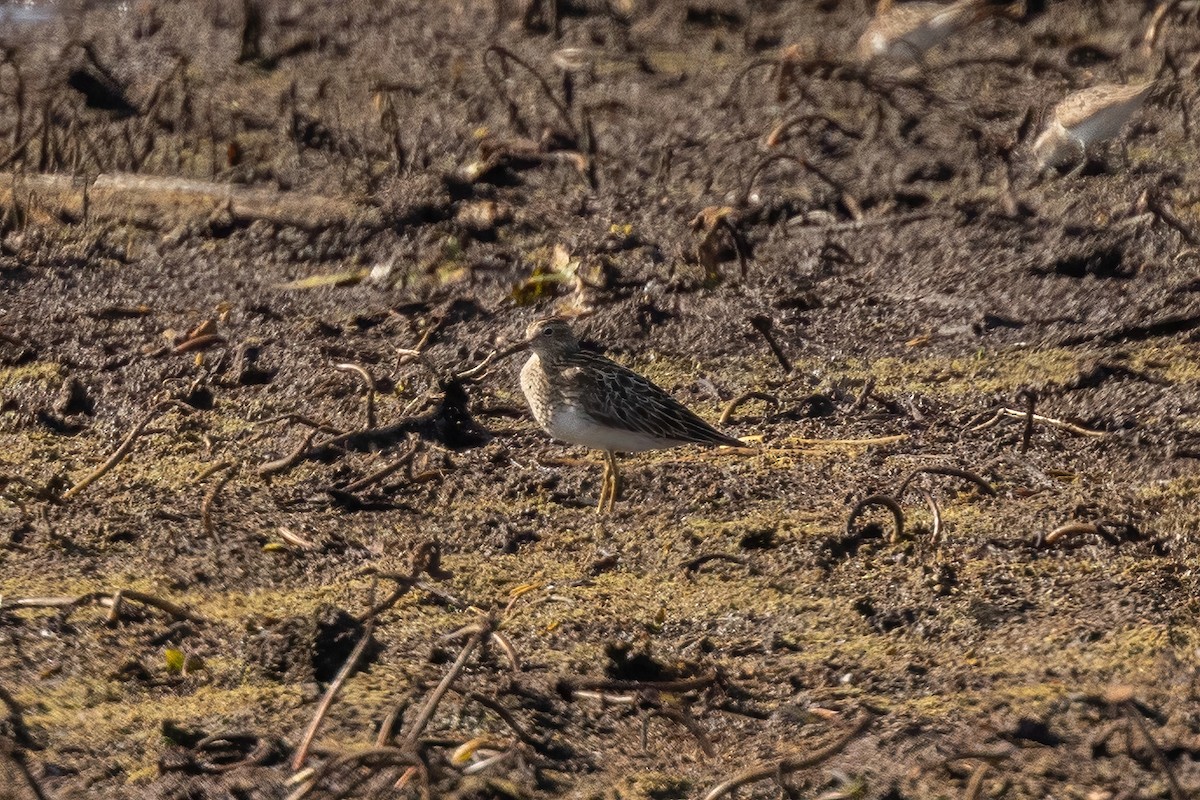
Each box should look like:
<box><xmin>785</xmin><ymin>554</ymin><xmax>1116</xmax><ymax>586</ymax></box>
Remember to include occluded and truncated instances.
<box><xmin>857</xmin><ymin>0</ymin><xmax>1003</xmax><ymax>64</ymax></box>
<box><xmin>1032</xmin><ymin>81</ymin><xmax>1155</xmax><ymax>171</ymax></box>
<box><xmin>513</xmin><ymin>317</ymin><xmax>742</xmax><ymax>513</ymax></box>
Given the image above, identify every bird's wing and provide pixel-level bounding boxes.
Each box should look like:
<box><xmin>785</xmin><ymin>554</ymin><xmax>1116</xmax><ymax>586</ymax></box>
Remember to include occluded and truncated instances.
<box><xmin>563</xmin><ymin>351</ymin><xmax>742</xmax><ymax>447</ymax></box>
<box><xmin>1055</xmin><ymin>82</ymin><xmax>1153</xmax><ymax>129</ymax></box>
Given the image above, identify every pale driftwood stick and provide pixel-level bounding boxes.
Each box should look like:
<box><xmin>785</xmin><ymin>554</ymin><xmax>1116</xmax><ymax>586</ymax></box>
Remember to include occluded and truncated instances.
<box><xmin>8</xmin><ymin>590</ymin><xmax>205</xmax><ymax>623</ymax></box>
<box><xmin>968</xmin><ymin>407</ymin><xmax>1105</xmax><ymax>437</ymax></box>
<box><xmin>0</xmin><ymin>172</ymin><xmax>385</xmax><ymax>231</ymax></box>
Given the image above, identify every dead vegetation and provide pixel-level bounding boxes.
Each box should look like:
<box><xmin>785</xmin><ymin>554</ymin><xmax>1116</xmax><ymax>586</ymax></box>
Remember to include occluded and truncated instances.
<box><xmin>1</xmin><ymin>0</ymin><xmax>1200</xmax><ymax>798</ymax></box>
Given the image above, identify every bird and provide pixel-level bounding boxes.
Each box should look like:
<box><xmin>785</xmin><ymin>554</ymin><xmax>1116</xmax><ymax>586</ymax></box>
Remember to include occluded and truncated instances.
<box><xmin>1031</xmin><ymin>81</ymin><xmax>1155</xmax><ymax>172</ymax></box>
<box><xmin>857</xmin><ymin>0</ymin><xmax>1012</xmax><ymax>64</ymax></box>
<box><xmin>513</xmin><ymin>317</ymin><xmax>743</xmax><ymax>513</ymax></box>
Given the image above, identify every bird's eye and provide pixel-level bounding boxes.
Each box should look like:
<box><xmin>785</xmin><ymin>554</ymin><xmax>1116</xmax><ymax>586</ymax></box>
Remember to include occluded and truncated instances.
<box><xmin>541</xmin><ymin>327</ymin><xmax>553</xmax><ymax>337</ymax></box>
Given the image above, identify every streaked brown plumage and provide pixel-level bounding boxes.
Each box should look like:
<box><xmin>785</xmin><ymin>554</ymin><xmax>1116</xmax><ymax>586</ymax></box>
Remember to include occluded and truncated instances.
<box><xmin>516</xmin><ymin>317</ymin><xmax>741</xmax><ymax>512</ymax></box>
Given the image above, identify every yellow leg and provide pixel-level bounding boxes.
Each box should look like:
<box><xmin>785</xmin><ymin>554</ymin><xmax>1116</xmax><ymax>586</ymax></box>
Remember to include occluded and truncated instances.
<box><xmin>597</xmin><ymin>450</ymin><xmax>620</xmax><ymax>514</ymax></box>
<box><xmin>596</xmin><ymin>455</ymin><xmax>609</xmax><ymax>513</ymax></box>
<box><xmin>607</xmin><ymin>451</ymin><xmax>621</xmax><ymax>513</ymax></box>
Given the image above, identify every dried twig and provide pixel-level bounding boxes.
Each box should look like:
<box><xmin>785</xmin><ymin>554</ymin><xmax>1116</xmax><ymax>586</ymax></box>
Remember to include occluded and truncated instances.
<box><xmin>968</xmin><ymin>407</ymin><xmax>1104</xmax><ymax>438</ymax></box>
<box><xmin>356</xmin><ymin>574</ymin><xmax>420</xmax><ymax>622</ymax></box>
<box><xmin>374</xmin><ymin>693</ymin><xmax>412</xmax><ymax>747</ymax></box>
<box><xmin>1036</xmin><ymin>519</ymin><xmax>1136</xmax><ymax>548</ymax></box>
<box><xmin>291</xmin><ymin>598</ymin><xmax>378</xmax><ymax>771</ymax></box>
<box><xmin>287</xmin><ymin>747</ymin><xmax>429</xmax><ymax>800</ymax></box>
<box><xmin>748</xmin><ymin>315</ymin><xmax>793</xmax><ymax>375</ymax></box>
<box><xmin>489</xmin><ymin>631</ymin><xmax>521</xmax><ymax>672</ymax></box>
<box><xmin>1147</xmin><ymin>191</ymin><xmax>1200</xmax><ymax>246</ymax></box>
<box><xmin>252</xmin><ymin>413</ymin><xmax>343</xmax><ymax>434</ymax></box>
<box><xmin>1117</xmin><ymin>697</ymin><xmax>1187</xmax><ymax>800</ymax></box>
<box><xmin>680</xmin><ymin>553</ymin><xmax>750</xmax><ymax>573</ymax></box>
<box><xmin>334</xmin><ymin>362</ymin><xmax>378</xmax><ymax>429</ymax></box>
<box><xmin>847</xmin><ymin>494</ymin><xmax>905</xmax><ymax>543</ymax></box>
<box><xmin>916</xmin><ymin>487</ymin><xmax>942</xmax><ymax>542</ymax></box>
<box><xmin>1017</xmin><ymin>389</ymin><xmax>1036</xmax><ymax>452</ymax></box>
<box><xmin>402</xmin><ymin>621</ymin><xmax>493</xmax><ymax>748</ymax></box>
<box><xmin>565</xmin><ymin>671</ymin><xmax>718</xmax><ymax>694</ymax></box>
<box><xmin>719</xmin><ymin>391</ymin><xmax>779</xmax><ymax>426</ymax></box>
<box><xmin>964</xmin><ymin>762</ymin><xmax>990</xmax><ymax>800</ymax></box>
<box><xmin>570</xmin><ymin>690</ymin><xmax>637</xmax><ymax>705</ymax></box>
<box><xmin>896</xmin><ymin>465</ymin><xmax>995</xmax><ymax>498</ymax></box>
<box><xmin>193</xmin><ymin>460</ymin><xmax>234</xmax><ymax>484</ymax></box>
<box><xmin>201</xmin><ymin>463</ymin><xmax>236</xmax><ymax>538</ymax></box>
<box><xmin>257</xmin><ymin>430</ymin><xmax>318</xmax><ymax>477</ymax></box>
<box><xmin>1142</xmin><ymin>0</ymin><xmax>1183</xmax><ymax>55</ymax></box>
<box><xmin>649</xmin><ymin>707</ymin><xmax>715</xmax><ymax>757</ymax></box>
<box><xmin>457</xmin><ymin>691</ymin><xmax>552</xmax><ymax>755</ymax></box>
<box><xmin>6</xmin><ymin>590</ymin><xmax>205</xmax><ymax>623</ymax></box>
<box><xmin>765</xmin><ymin>112</ymin><xmax>861</xmax><ymax>148</ymax></box>
<box><xmin>340</xmin><ymin>439</ymin><xmax>418</xmax><ymax>493</ymax></box>
<box><xmin>62</xmin><ymin>400</ymin><xmax>191</xmax><ymax>500</ymax></box>
<box><xmin>482</xmin><ymin>45</ymin><xmax>576</xmax><ymax>137</ymax></box>
<box><xmin>192</xmin><ymin>732</ymin><xmax>274</xmax><ymax>773</ymax></box>
<box><xmin>701</xmin><ymin>711</ymin><xmax>873</xmax><ymax>800</ymax></box>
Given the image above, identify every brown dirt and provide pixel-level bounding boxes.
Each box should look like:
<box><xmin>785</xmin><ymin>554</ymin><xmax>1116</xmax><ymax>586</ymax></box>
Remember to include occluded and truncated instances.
<box><xmin>2</xmin><ymin>1</ymin><xmax>1200</xmax><ymax>798</ymax></box>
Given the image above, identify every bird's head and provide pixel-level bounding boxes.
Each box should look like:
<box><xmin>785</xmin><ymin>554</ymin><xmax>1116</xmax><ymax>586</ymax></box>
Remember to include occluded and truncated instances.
<box><xmin>523</xmin><ymin>317</ymin><xmax>580</xmax><ymax>360</ymax></box>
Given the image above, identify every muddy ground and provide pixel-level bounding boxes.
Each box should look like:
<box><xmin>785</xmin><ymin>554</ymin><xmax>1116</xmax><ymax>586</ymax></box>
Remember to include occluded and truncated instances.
<box><xmin>1</xmin><ymin>0</ymin><xmax>1200</xmax><ymax>798</ymax></box>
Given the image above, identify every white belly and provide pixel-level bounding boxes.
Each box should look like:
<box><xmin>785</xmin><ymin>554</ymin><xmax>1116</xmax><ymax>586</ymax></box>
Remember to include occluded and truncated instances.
<box><xmin>1069</xmin><ymin>99</ymin><xmax>1140</xmax><ymax>145</ymax></box>
<box><xmin>545</xmin><ymin>406</ymin><xmax>667</xmax><ymax>453</ymax></box>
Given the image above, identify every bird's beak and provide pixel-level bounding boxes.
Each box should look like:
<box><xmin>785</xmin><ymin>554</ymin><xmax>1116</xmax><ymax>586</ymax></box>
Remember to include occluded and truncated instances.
<box><xmin>494</xmin><ymin>340</ymin><xmax>529</xmax><ymax>359</ymax></box>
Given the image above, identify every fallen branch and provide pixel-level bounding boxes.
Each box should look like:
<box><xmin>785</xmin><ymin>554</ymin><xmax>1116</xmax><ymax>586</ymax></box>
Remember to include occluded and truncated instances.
<box><xmin>6</xmin><ymin>589</ymin><xmax>206</xmax><ymax>623</ymax></box>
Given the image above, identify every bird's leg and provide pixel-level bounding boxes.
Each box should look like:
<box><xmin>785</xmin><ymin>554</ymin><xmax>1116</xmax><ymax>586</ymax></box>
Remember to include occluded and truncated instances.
<box><xmin>596</xmin><ymin>450</ymin><xmax>619</xmax><ymax>514</ymax></box>
<box><xmin>606</xmin><ymin>450</ymin><xmax>621</xmax><ymax>513</ymax></box>
<box><xmin>597</xmin><ymin>451</ymin><xmax>612</xmax><ymax>514</ymax></box>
